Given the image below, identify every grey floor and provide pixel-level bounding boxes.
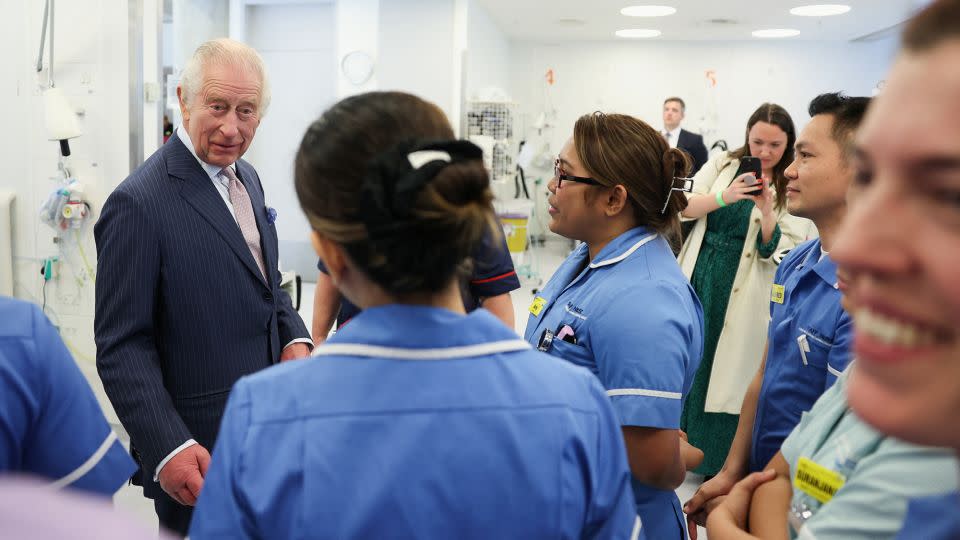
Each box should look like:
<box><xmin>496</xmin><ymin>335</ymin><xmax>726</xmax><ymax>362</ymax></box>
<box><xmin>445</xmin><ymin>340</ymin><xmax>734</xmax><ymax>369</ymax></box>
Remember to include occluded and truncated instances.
<box><xmin>112</xmin><ymin>238</ymin><xmax>708</xmax><ymax>539</ymax></box>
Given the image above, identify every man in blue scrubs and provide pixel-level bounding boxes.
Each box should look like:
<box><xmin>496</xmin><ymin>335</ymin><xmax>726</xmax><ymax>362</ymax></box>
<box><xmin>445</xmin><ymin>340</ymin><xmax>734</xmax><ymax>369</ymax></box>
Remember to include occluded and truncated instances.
<box><xmin>685</xmin><ymin>93</ymin><xmax>871</xmax><ymax>528</ymax></box>
<box><xmin>0</xmin><ymin>296</ymin><xmax>135</xmax><ymax>495</ymax></box>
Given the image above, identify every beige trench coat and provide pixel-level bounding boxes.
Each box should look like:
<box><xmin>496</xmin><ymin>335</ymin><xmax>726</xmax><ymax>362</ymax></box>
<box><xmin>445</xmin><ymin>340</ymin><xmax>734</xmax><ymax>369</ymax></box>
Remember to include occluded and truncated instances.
<box><xmin>678</xmin><ymin>153</ymin><xmax>817</xmax><ymax>414</ymax></box>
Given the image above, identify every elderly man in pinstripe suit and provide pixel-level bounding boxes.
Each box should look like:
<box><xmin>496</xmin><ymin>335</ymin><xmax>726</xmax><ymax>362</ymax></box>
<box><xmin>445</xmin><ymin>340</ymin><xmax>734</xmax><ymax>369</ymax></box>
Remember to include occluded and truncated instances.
<box><xmin>94</xmin><ymin>38</ymin><xmax>311</xmax><ymax>535</ymax></box>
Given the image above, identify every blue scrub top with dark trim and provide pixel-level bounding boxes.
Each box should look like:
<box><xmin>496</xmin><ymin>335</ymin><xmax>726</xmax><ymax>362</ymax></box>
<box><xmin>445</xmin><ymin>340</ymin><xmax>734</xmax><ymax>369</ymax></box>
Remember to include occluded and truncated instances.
<box><xmin>191</xmin><ymin>305</ymin><xmax>643</xmax><ymax>540</ymax></box>
<box><xmin>524</xmin><ymin>227</ymin><xmax>704</xmax><ymax>540</ymax></box>
<box><xmin>318</xmin><ymin>225</ymin><xmax>520</xmax><ymax>326</ymax></box>
<box><xmin>0</xmin><ymin>297</ymin><xmax>135</xmax><ymax>495</ymax></box>
<box><xmin>750</xmin><ymin>238</ymin><xmax>853</xmax><ymax>472</ymax></box>
<box><xmin>896</xmin><ymin>492</ymin><xmax>960</xmax><ymax>540</ymax></box>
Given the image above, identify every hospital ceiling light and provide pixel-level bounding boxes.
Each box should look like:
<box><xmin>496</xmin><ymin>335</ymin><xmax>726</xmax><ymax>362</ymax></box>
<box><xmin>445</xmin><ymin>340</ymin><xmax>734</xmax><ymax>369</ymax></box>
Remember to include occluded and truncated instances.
<box><xmin>752</xmin><ymin>28</ymin><xmax>801</xmax><ymax>38</ymax></box>
<box><xmin>789</xmin><ymin>4</ymin><xmax>852</xmax><ymax>16</ymax></box>
<box><xmin>620</xmin><ymin>5</ymin><xmax>677</xmax><ymax>17</ymax></box>
<box><xmin>615</xmin><ymin>28</ymin><xmax>662</xmax><ymax>38</ymax></box>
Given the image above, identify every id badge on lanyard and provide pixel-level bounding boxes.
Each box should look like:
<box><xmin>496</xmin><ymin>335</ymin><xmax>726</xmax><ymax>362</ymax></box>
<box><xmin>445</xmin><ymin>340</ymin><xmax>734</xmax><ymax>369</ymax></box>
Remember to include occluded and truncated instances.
<box><xmin>789</xmin><ymin>457</ymin><xmax>847</xmax><ymax>534</ymax></box>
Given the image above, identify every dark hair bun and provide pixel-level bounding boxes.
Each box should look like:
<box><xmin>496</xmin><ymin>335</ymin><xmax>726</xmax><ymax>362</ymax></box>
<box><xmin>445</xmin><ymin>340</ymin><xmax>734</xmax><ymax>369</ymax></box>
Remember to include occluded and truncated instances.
<box><xmin>344</xmin><ymin>154</ymin><xmax>498</xmax><ymax>294</ymax></box>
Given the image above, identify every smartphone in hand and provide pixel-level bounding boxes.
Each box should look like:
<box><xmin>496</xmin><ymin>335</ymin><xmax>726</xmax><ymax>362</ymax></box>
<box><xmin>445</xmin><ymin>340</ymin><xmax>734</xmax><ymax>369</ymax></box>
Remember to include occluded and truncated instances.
<box><xmin>734</xmin><ymin>156</ymin><xmax>764</xmax><ymax>195</ymax></box>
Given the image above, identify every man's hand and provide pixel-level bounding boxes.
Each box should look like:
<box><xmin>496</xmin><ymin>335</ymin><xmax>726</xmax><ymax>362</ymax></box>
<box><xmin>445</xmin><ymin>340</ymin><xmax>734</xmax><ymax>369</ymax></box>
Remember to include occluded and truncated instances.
<box><xmin>158</xmin><ymin>444</ymin><xmax>211</xmax><ymax>506</ymax></box>
<box><xmin>280</xmin><ymin>343</ymin><xmax>311</xmax><ymax>362</ymax></box>
<box><xmin>684</xmin><ymin>468</ymin><xmax>742</xmax><ymax>532</ymax></box>
<box><xmin>706</xmin><ymin>469</ymin><xmax>776</xmax><ymax>536</ymax></box>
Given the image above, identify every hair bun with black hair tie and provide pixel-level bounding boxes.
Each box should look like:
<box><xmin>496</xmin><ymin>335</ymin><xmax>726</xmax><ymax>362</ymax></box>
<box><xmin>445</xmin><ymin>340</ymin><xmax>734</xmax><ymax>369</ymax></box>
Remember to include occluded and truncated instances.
<box><xmin>360</xmin><ymin>139</ymin><xmax>483</xmax><ymax>237</ymax></box>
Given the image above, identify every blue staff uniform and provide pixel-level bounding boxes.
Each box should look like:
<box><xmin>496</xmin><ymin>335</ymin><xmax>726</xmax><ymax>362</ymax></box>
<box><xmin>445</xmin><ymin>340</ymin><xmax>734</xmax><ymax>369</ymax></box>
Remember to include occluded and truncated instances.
<box><xmin>191</xmin><ymin>305</ymin><xmax>643</xmax><ymax>539</ymax></box>
<box><xmin>0</xmin><ymin>297</ymin><xmax>135</xmax><ymax>495</ymax></box>
<box><xmin>523</xmin><ymin>227</ymin><xmax>704</xmax><ymax>540</ymax></box>
<box><xmin>319</xmin><ymin>225</ymin><xmax>520</xmax><ymax>326</ymax></box>
<box><xmin>896</xmin><ymin>492</ymin><xmax>960</xmax><ymax>540</ymax></box>
<box><xmin>750</xmin><ymin>238</ymin><xmax>853</xmax><ymax>472</ymax></box>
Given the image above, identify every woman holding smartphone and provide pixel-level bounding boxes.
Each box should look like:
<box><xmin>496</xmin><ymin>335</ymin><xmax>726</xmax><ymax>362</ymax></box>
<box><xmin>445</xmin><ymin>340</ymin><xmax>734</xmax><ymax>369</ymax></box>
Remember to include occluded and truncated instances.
<box><xmin>678</xmin><ymin>104</ymin><xmax>813</xmax><ymax>477</ymax></box>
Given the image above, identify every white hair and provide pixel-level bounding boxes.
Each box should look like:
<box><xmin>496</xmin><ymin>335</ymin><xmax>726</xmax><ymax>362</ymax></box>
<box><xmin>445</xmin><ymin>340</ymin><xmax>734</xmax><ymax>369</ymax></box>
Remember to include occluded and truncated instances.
<box><xmin>179</xmin><ymin>38</ymin><xmax>271</xmax><ymax>116</ymax></box>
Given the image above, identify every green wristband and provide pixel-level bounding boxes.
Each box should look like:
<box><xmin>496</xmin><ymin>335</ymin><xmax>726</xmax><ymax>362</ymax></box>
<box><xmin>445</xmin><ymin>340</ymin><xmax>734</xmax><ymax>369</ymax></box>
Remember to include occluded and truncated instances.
<box><xmin>716</xmin><ymin>190</ymin><xmax>727</xmax><ymax>208</ymax></box>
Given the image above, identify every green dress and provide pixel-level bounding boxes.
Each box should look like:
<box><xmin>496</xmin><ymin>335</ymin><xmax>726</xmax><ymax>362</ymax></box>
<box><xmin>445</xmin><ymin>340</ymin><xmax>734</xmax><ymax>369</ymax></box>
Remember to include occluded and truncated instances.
<box><xmin>680</xmin><ymin>199</ymin><xmax>781</xmax><ymax>476</ymax></box>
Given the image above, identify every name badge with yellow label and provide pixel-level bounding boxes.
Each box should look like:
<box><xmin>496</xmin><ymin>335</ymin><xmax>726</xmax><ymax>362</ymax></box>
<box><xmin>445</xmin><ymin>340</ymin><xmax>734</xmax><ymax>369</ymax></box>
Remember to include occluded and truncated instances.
<box><xmin>771</xmin><ymin>284</ymin><xmax>786</xmax><ymax>304</ymax></box>
<box><xmin>529</xmin><ymin>297</ymin><xmax>547</xmax><ymax>317</ymax></box>
<box><xmin>794</xmin><ymin>456</ymin><xmax>846</xmax><ymax>503</ymax></box>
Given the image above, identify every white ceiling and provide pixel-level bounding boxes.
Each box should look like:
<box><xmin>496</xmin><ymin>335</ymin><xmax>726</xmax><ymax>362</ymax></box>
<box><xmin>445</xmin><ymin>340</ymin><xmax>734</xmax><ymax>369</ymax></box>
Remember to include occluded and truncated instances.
<box><xmin>473</xmin><ymin>0</ymin><xmax>923</xmax><ymax>42</ymax></box>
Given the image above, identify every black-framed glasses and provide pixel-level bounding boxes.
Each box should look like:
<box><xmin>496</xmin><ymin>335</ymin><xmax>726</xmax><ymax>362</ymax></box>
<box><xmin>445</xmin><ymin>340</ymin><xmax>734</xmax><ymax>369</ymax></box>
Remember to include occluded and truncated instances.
<box><xmin>555</xmin><ymin>158</ymin><xmax>603</xmax><ymax>188</ymax></box>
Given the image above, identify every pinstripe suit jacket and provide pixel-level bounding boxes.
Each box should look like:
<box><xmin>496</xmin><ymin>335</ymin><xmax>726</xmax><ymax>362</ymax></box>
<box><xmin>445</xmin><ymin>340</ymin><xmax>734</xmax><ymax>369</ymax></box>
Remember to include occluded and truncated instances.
<box><xmin>94</xmin><ymin>136</ymin><xmax>309</xmax><ymax>497</ymax></box>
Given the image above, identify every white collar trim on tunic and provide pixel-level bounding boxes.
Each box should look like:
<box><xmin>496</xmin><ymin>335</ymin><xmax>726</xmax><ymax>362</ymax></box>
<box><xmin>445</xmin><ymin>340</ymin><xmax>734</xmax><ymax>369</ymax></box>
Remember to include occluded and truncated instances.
<box><xmin>589</xmin><ymin>233</ymin><xmax>658</xmax><ymax>269</ymax></box>
<box><xmin>309</xmin><ymin>339</ymin><xmax>531</xmax><ymax>361</ymax></box>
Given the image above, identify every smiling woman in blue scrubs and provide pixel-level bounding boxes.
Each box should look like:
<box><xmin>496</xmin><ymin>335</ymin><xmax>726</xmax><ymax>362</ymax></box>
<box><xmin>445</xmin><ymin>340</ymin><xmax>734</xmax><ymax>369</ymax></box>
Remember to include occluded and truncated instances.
<box><xmin>833</xmin><ymin>2</ymin><xmax>960</xmax><ymax>537</ymax></box>
<box><xmin>524</xmin><ymin>112</ymin><xmax>705</xmax><ymax>540</ymax></box>
<box><xmin>189</xmin><ymin>92</ymin><xmax>642</xmax><ymax>539</ymax></box>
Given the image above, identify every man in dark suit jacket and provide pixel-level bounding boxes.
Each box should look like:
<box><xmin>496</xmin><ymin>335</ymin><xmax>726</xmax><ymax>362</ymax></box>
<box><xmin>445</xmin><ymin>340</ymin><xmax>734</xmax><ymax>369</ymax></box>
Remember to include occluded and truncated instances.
<box><xmin>663</xmin><ymin>97</ymin><xmax>709</xmax><ymax>174</ymax></box>
<box><xmin>94</xmin><ymin>39</ymin><xmax>311</xmax><ymax>535</ymax></box>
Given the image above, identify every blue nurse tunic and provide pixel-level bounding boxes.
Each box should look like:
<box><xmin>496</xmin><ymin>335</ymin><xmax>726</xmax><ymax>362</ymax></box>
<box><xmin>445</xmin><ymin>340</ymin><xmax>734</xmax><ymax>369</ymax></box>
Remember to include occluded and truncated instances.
<box><xmin>0</xmin><ymin>297</ymin><xmax>135</xmax><ymax>495</ymax></box>
<box><xmin>751</xmin><ymin>238</ymin><xmax>853</xmax><ymax>472</ymax></box>
<box><xmin>524</xmin><ymin>227</ymin><xmax>704</xmax><ymax>540</ymax></box>
<box><xmin>191</xmin><ymin>305</ymin><xmax>643</xmax><ymax>539</ymax></box>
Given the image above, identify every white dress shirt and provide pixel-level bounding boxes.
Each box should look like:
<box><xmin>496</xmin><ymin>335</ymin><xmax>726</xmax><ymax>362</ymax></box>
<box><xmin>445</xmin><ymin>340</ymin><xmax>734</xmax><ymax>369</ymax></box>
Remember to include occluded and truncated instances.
<box><xmin>663</xmin><ymin>126</ymin><xmax>681</xmax><ymax>149</ymax></box>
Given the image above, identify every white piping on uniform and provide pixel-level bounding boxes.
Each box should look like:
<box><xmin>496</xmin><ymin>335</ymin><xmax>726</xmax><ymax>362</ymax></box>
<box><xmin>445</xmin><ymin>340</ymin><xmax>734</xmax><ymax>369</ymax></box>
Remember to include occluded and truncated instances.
<box><xmin>631</xmin><ymin>516</ymin><xmax>643</xmax><ymax>540</ymax></box>
<box><xmin>827</xmin><ymin>363</ymin><xmax>843</xmax><ymax>378</ymax></box>
<box><xmin>590</xmin><ymin>234</ymin><xmax>658</xmax><ymax>268</ymax></box>
<box><xmin>606</xmin><ymin>388</ymin><xmax>682</xmax><ymax>400</ymax></box>
<box><xmin>311</xmin><ymin>339</ymin><xmax>531</xmax><ymax>361</ymax></box>
<box><xmin>49</xmin><ymin>431</ymin><xmax>118</xmax><ymax>490</ymax></box>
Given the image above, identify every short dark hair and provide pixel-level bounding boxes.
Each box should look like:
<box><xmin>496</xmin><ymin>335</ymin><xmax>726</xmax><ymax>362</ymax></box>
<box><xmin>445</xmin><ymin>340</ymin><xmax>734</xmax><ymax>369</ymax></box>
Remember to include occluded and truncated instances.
<box><xmin>902</xmin><ymin>0</ymin><xmax>960</xmax><ymax>52</ymax></box>
<box><xmin>664</xmin><ymin>97</ymin><xmax>686</xmax><ymax>112</ymax></box>
<box><xmin>807</xmin><ymin>93</ymin><xmax>871</xmax><ymax>161</ymax></box>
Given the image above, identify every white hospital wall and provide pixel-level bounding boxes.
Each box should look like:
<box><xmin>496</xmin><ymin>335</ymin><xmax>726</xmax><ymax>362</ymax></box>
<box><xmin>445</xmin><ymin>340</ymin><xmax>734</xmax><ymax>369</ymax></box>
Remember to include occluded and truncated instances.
<box><xmin>508</xmin><ymin>38</ymin><xmax>900</xmax><ymax>163</ymax></box>
<box><xmin>0</xmin><ymin>0</ymin><xmax>140</xmax><ymax>423</ymax></box>
<box><xmin>464</xmin><ymin>0</ymin><xmax>512</xmax><ymax>98</ymax></box>
<box><xmin>241</xmin><ymin>2</ymin><xmax>337</xmax><ymax>278</ymax></box>
<box><xmin>378</xmin><ymin>0</ymin><xmax>460</xmax><ymax>123</ymax></box>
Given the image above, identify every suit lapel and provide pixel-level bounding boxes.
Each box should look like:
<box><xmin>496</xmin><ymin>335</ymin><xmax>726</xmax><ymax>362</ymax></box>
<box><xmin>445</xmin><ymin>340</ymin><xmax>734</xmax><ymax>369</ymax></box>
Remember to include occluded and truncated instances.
<box><xmin>167</xmin><ymin>137</ymin><xmax>269</xmax><ymax>288</ymax></box>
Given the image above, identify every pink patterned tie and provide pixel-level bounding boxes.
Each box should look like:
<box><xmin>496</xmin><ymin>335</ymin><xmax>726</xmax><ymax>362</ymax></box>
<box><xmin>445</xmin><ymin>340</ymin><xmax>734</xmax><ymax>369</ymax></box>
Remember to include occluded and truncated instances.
<box><xmin>222</xmin><ymin>167</ymin><xmax>267</xmax><ymax>280</ymax></box>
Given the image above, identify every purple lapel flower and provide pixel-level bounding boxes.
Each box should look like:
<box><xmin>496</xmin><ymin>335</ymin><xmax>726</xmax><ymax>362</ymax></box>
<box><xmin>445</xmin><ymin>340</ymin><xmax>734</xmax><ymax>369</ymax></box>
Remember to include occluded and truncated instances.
<box><xmin>266</xmin><ymin>206</ymin><xmax>278</xmax><ymax>224</ymax></box>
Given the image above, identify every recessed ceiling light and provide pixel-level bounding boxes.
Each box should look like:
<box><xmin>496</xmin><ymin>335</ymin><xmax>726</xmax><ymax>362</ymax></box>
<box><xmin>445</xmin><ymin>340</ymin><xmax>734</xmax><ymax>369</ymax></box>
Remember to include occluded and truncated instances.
<box><xmin>620</xmin><ymin>5</ymin><xmax>677</xmax><ymax>17</ymax></box>
<box><xmin>790</xmin><ymin>4</ymin><xmax>851</xmax><ymax>17</ymax></box>
<box><xmin>752</xmin><ymin>28</ymin><xmax>801</xmax><ymax>38</ymax></box>
<box><xmin>615</xmin><ymin>28</ymin><xmax>663</xmax><ymax>38</ymax></box>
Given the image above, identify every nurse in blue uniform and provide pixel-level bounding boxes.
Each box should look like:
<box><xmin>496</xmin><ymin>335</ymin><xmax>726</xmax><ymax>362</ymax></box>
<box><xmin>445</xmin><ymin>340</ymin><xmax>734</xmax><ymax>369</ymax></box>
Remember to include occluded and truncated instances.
<box><xmin>190</xmin><ymin>91</ymin><xmax>642</xmax><ymax>539</ymax></box>
<box><xmin>831</xmin><ymin>2</ymin><xmax>960</xmax><ymax>538</ymax></box>
<box><xmin>0</xmin><ymin>296</ymin><xmax>135</xmax><ymax>495</ymax></box>
<box><xmin>524</xmin><ymin>112</ymin><xmax>705</xmax><ymax>540</ymax></box>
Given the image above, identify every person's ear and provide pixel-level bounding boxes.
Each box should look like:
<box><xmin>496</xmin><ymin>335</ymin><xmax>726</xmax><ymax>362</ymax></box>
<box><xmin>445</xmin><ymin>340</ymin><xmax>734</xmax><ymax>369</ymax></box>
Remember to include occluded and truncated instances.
<box><xmin>311</xmin><ymin>231</ymin><xmax>346</xmax><ymax>286</ymax></box>
<box><xmin>177</xmin><ymin>86</ymin><xmax>190</xmax><ymax>123</ymax></box>
<box><xmin>604</xmin><ymin>185</ymin><xmax>630</xmax><ymax>217</ymax></box>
